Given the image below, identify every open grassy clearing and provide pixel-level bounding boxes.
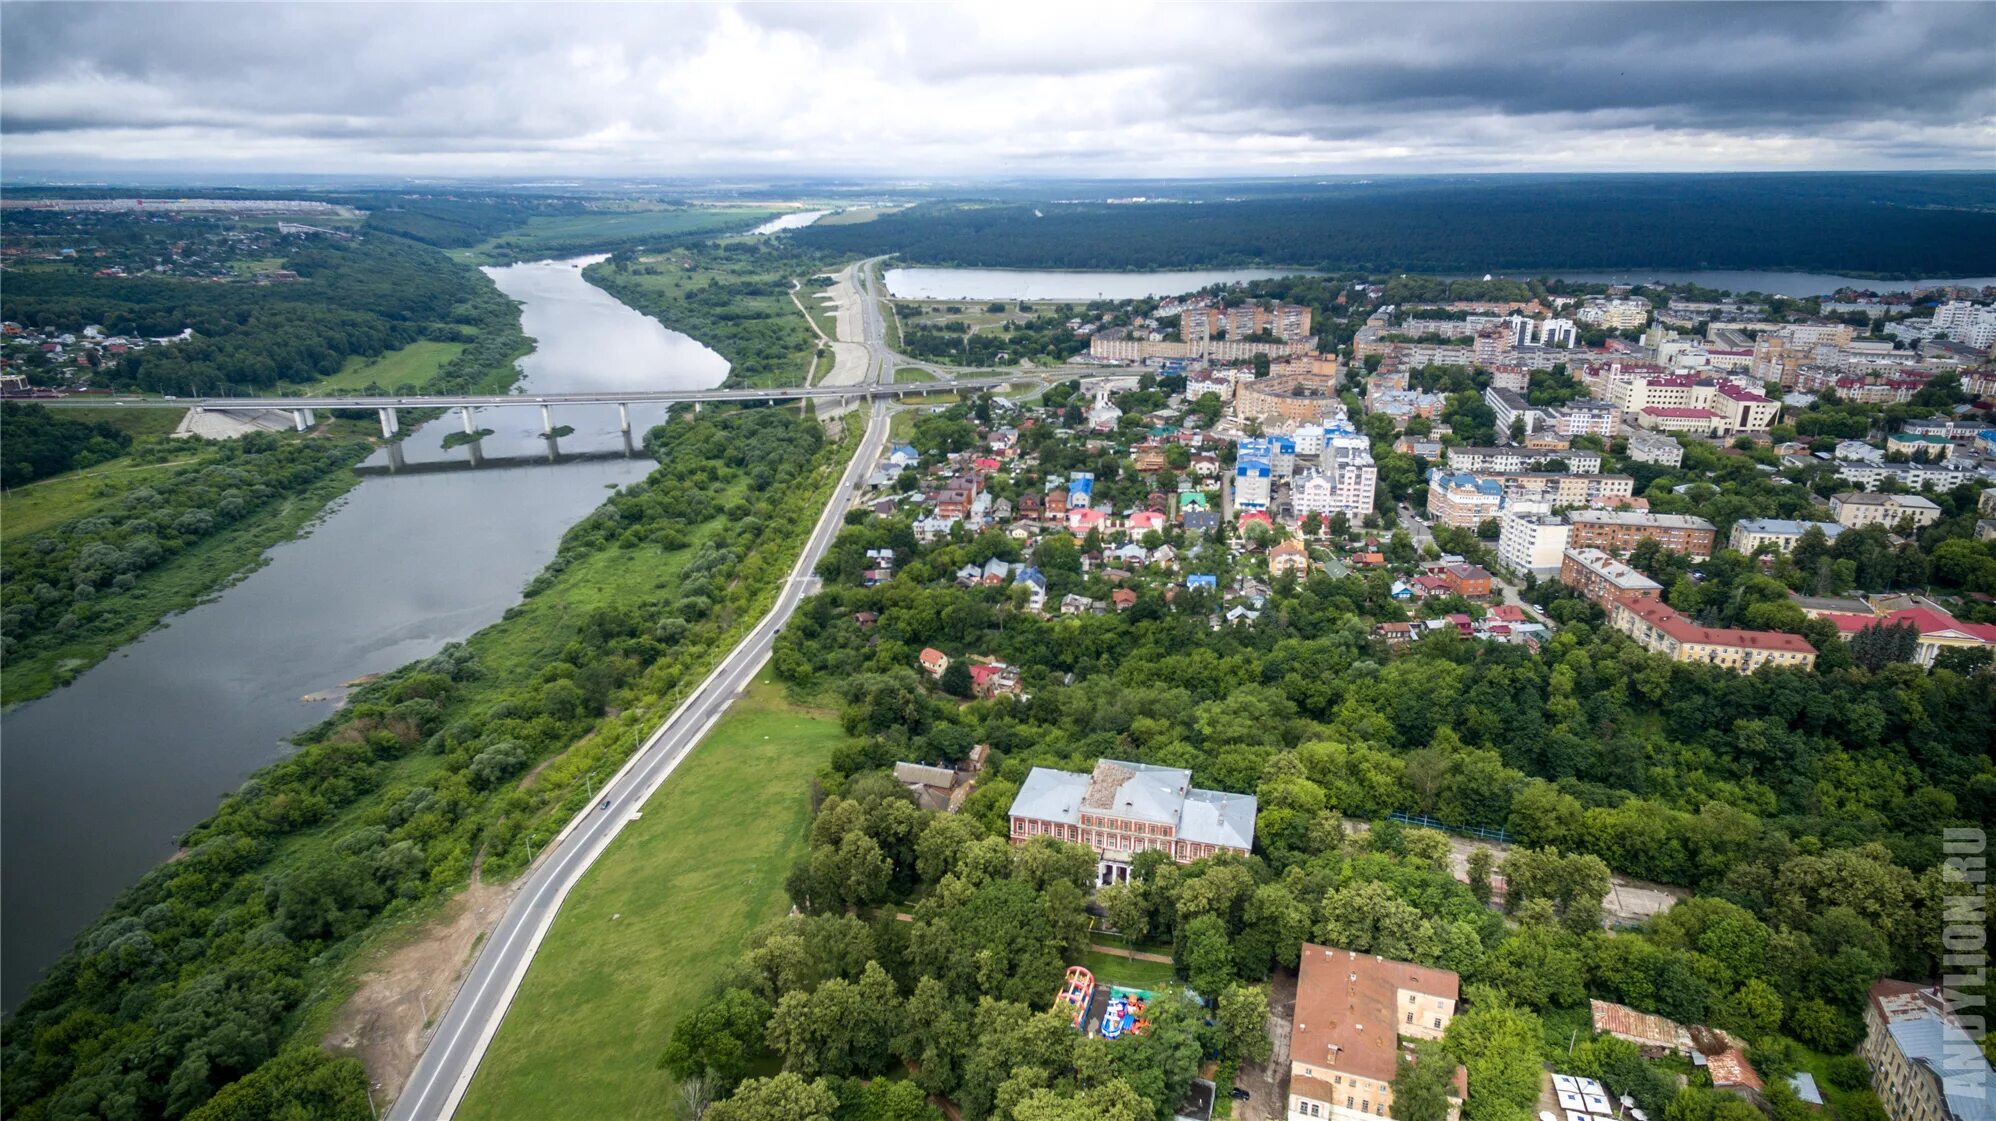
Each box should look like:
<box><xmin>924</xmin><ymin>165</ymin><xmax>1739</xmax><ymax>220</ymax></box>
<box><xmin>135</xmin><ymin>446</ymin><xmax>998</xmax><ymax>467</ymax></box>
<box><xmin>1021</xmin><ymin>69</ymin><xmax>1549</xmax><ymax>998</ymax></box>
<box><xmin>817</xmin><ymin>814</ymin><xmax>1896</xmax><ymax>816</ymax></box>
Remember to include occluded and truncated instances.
<box><xmin>268</xmin><ymin>339</ymin><xmax>469</xmax><ymax>395</ymax></box>
<box><xmin>1</xmin><ymin>452</ymin><xmax>199</xmax><ymax>541</ymax></box>
<box><xmin>812</xmin><ymin>205</ymin><xmax>908</xmax><ymax>226</ymax></box>
<box><xmin>84</xmin><ymin>406</ymin><xmax>190</xmax><ymax>440</ymax></box>
<box><xmin>1079</xmin><ymin>949</ymin><xmax>1180</xmax><ymax>991</ymax></box>
<box><xmin>894</xmin><ymin>366</ymin><xmax>937</xmax><ymax>383</ymax></box>
<box><xmin>453</xmin><ymin>675</ymin><xmax>842</xmax><ymax>1121</ymax></box>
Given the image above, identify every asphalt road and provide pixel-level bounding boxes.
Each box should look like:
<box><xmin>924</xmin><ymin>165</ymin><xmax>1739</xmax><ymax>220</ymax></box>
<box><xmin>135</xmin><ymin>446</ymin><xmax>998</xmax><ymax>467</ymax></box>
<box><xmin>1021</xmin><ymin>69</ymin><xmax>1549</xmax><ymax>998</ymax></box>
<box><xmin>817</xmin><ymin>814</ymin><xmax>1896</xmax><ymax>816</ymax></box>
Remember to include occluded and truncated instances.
<box><xmin>388</xmin><ymin>270</ymin><xmax>895</xmax><ymax>1119</ymax></box>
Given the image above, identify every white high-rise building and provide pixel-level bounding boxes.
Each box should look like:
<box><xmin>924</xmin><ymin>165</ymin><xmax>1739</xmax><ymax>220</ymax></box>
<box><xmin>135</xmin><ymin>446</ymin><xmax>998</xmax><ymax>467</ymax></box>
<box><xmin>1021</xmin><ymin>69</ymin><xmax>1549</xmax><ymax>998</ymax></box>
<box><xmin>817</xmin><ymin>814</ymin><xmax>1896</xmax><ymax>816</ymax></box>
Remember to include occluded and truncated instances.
<box><xmin>1933</xmin><ymin>301</ymin><xmax>1996</xmax><ymax>350</ymax></box>
<box><xmin>1497</xmin><ymin>504</ymin><xmax>1571</xmax><ymax>577</ymax></box>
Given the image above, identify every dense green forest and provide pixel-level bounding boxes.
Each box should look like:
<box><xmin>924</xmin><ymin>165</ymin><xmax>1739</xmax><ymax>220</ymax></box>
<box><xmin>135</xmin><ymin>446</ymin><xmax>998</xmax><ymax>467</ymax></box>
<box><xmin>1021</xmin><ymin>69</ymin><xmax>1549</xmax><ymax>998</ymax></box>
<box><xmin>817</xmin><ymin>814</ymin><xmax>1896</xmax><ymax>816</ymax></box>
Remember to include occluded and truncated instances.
<box><xmin>337</xmin><ymin>192</ymin><xmax>584</xmax><ymax>248</ymax></box>
<box><xmin>0</xmin><ymin>404</ymin><xmax>135</xmax><ymax>487</ymax></box>
<box><xmin>0</xmin><ymin>410</ymin><xmax>857</xmax><ymax>1121</ymax></box>
<box><xmin>585</xmin><ymin>239</ymin><xmax>839</xmax><ymax>386</ymax></box>
<box><xmin>795</xmin><ymin>175</ymin><xmax>1996</xmax><ymax>276</ymax></box>
<box><xmin>650</xmin><ymin>494</ymin><xmax>1989</xmax><ymax>1118</ymax></box>
<box><xmin>1</xmin><ymin>234</ymin><xmax>521</xmax><ymax>396</ymax></box>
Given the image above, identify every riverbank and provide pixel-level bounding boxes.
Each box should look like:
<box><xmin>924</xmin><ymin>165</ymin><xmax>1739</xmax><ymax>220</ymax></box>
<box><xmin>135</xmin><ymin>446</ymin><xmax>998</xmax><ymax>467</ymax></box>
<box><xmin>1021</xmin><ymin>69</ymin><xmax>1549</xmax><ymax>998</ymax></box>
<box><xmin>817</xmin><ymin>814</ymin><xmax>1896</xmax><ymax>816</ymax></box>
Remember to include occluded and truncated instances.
<box><xmin>2</xmin><ymin>409</ymin><xmax>862</xmax><ymax>1120</ymax></box>
<box><xmin>582</xmin><ymin>239</ymin><xmax>838</xmax><ymax>387</ymax></box>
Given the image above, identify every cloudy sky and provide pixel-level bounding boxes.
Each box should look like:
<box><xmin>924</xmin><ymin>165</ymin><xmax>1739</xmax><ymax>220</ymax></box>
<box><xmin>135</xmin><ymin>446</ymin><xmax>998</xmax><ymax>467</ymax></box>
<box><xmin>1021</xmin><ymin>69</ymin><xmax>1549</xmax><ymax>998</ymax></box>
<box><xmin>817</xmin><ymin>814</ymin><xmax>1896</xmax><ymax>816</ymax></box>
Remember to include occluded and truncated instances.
<box><xmin>3</xmin><ymin>1</ymin><xmax>1992</xmax><ymax>179</ymax></box>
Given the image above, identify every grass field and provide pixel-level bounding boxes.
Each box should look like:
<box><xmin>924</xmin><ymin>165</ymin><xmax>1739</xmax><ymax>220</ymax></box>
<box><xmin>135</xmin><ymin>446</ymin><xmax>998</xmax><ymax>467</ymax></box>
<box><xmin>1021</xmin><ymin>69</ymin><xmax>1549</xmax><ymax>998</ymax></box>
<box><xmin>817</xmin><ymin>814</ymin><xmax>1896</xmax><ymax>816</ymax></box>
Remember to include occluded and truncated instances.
<box><xmin>454</xmin><ymin>676</ymin><xmax>843</xmax><ymax>1121</ymax></box>
<box><xmin>1079</xmin><ymin>949</ymin><xmax>1179</xmax><ymax>991</ymax></box>
<box><xmin>1</xmin><ymin>453</ymin><xmax>200</xmax><ymax>541</ymax></box>
<box><xmin>86</xmin><ymin>407</ymin><xmax>190</xmax><ymax>440</ymax></box>
<box><xmin>894</xmin><ymin>366</ymin><xmax>937</xmax><ymax>383</ymax></box>
<box><xmin>270</xmin><ymin>340</ymin><xmax>468</xmax><ymax>395</ymax></box>
<box><xmin>455</xmin><ymin>206</ymin><xmax>779</xmax><ymax>264</ymax></box>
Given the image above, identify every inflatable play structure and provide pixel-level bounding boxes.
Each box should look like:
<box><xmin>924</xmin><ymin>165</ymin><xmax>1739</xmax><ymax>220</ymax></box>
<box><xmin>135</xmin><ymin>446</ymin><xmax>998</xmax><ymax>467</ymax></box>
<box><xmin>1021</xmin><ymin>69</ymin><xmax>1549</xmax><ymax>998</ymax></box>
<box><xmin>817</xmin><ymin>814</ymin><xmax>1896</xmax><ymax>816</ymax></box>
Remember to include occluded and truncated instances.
<box><xmin>1099</xmin><ymin>986</ymin><xmax>1152</xmax><ymax>1039</ymax></box>
<box><xmin>1054</xmin><ymin>966</ymin><xmax>1096</xmax><ymax>1030</ymax></box>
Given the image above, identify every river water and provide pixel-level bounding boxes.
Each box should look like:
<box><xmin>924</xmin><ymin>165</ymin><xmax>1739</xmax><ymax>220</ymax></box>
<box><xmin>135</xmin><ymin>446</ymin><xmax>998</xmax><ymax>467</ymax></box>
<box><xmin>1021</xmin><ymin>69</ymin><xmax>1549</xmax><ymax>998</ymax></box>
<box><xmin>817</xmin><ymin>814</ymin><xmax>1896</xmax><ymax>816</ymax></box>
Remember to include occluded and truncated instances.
<box><xmin>885</xmin><ymin>266</ymin><xmax>1996</xmax><ymax>302</ymax></box>
<box><xmin>0</xmin><ymin>257</ymin><xmax>727</xmax><ymax>1006</ymax></box>
<box><xmin>751</xmin><ymin>209</ymin><xmax>830</xmax><ymax>235</ymax></box>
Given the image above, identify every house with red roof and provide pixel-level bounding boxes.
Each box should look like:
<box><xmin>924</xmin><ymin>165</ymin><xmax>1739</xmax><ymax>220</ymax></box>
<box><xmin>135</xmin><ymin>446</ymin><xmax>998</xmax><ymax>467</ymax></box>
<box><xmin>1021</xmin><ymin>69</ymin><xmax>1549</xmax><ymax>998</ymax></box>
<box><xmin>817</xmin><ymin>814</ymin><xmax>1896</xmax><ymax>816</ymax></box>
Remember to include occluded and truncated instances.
<box><xmin>1819</xmin><ymin>606</ymin><xmax>1996</xmax><ymax>668</ymax></box>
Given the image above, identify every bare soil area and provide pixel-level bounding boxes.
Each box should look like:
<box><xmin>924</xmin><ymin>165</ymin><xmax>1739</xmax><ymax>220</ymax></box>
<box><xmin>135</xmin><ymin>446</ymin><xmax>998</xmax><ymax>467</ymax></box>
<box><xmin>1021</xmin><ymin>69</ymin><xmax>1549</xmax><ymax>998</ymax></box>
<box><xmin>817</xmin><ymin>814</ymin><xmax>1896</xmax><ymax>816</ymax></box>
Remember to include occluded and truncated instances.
<box><xmin>322</xmin><ymin>875</ymin><xmax>514</xmax><ymax>1101</ymax></box>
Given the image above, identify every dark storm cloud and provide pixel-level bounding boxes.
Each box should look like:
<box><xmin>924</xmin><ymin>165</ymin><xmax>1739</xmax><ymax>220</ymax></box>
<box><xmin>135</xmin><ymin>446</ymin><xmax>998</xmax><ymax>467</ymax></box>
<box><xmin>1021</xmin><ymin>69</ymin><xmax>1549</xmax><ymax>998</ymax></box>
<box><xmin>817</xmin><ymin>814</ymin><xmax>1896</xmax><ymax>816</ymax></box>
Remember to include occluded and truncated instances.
<box><xmin>1</xmin><ymin>1</ymin><xmax>1990</xmax><ymax>175</ymax></box>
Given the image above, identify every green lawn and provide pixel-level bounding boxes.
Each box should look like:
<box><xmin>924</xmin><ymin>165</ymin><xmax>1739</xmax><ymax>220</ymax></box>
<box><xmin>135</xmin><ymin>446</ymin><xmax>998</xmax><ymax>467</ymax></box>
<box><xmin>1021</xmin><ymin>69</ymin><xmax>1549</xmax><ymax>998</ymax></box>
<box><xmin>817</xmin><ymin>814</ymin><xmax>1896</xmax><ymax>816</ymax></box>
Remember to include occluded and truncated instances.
<box><xmin>1079</xmin><ymin>950</ymin><xmax>1179</xmax><ymax>991</ymax></box>
<box><xmin>1</xmin><ymin>453</ymin><xmax>196</xmax><ymax>542</ymax></box>
<box><xmin>894</xmin><ymin>366</ymin><xmax>937</xmax><ymax>383</ymax></box>
<box><xmin>271</xmin><ymin>340</ymin><xmax>468</xmax><ymax>395</ymax></box>
<box><xmin>87</xmin><ymin>407</ymin><xmax>190</xmax><ymax>440</ymax></box>
<box><xmin>453</xmin><ymin>676</ymin><xmax>843</xmax><ymax>1121</ymax></box>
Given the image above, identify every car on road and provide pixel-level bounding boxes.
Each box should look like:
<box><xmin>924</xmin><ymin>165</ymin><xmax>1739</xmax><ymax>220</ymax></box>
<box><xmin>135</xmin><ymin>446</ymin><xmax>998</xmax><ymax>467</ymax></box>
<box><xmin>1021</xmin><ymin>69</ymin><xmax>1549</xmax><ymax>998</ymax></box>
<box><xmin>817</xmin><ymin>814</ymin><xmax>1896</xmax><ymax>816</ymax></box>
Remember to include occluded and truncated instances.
<box><xmin>1231</xmin><ymin>1087</ymin><xmax>1251</xmax><ymax>1101</ymax></box>
<box><xmin>598</xmin><ymin>797</ymin><xmax>611</xmax><ymax>811</ymax></box>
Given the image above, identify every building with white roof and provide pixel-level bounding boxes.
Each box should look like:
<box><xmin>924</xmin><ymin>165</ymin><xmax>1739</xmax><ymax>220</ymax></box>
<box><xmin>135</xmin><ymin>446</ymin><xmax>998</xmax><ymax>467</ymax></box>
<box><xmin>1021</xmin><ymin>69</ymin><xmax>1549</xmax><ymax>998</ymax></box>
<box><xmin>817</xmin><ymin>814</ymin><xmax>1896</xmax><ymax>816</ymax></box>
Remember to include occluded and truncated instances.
<box><xmin>1008</xmin><ymin>760</ymin><xmax>1257</xmax><ymax>886</ymax></box>
<box><xmin>1863</xmin><ymin>980</ymin><xmax>1993</xmax><ymax>1121</ymax></box>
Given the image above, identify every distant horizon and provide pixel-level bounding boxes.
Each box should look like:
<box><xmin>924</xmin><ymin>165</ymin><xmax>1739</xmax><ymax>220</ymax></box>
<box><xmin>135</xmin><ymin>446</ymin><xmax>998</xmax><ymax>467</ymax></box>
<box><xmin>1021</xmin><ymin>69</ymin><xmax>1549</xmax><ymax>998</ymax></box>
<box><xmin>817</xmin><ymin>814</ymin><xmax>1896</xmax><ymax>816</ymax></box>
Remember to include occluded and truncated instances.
<box><xmin>5</xmin><ymin>168</ymin><xmax>1995</xmax><ymax>192</ymax></box>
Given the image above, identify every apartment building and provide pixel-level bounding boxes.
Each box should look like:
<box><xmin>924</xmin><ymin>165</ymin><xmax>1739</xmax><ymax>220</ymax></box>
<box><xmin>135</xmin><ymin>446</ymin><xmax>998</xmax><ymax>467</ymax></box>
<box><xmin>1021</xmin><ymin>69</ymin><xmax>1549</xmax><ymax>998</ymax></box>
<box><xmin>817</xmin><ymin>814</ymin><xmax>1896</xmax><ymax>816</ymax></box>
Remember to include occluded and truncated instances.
<box><xmin>1932</xmin><ymin>300</ymin><xmax>1996</xmax><ymax>350</ymax></box>
<box><xmin>1608</xmin><ymin>596</ymin><xmax>1818</xmax><ymax>672</ymax></box>
<box><xmin>1831</xmin><ymin>492</ymin><xmax>1943</xmax><ymax>530</ymax></box>
<box><xmin>1576</xmin><ymin>297</ymin><xmax>1650</xmax><ymax>330</ymax></box>
<box><xmin>1861</xmin><ymin>980</ymin><xmax>1994</xmax><ymax>1121</ymax></box>
<box><xmin>1288</xmin><ymin>944</ymin><xmax>1466</xmax><ymax>1121</ymax></box>
<box><xmin>1559</xmin><ymin>547</ymin><xmax>1663</xmax><ymax>606</ymax></box>
<box><xmin>1235</xmin><ymin>458</ymin><xmax>1273</xmax><ymax>510</ymax></box>
<box><xmin>1475</xmin><ymin>472</ymin><xmax>1636</xmax><ymax>508</ymax></box>
<box><xmin>1445</xmin><ymin>446</ymin><xmax>1603</xmax><ymax>474</ymax></box>
<box><xmin>1551</xmin><ymin>399</ymin><xmax>1620</xmax><ymax>438</ymax></box>
<box><xmin>1567</xmin><ymin>511</ymin><xmax>1717</xmax><ymax>558</ymax></box>
<box><xmin>1612</xmin><ymin>375</ymin><xmax>1778</xmax><ymax>435</ymax></box>
<box><xmin>1497</xmin><ymin>511</ymin><xmax>1571</xmax><ymax>577</ymax></box>
<box><xmin>1625</xmin><ymin>430</ymin><xmax>1684</xmax><ymax>467</ymax></box>
<box><xmin>1008</xmin><ymin>759</ymin><xmax>1256</xmax><ymax>886</ymax></box>
<box><xmin>1484</xmin><ymin>386</ymin><xmax>1537</xmax><ymax>438</ymax></box>
<box><xmin>1425</xmin><ymin>472</ymin><xmax>1505</xmax><ymax>528</ymax></box>
<box><xmin>1728</xmin><ymin>518</ymin><xmax>1845</xmax><ymax>554</ymax></box>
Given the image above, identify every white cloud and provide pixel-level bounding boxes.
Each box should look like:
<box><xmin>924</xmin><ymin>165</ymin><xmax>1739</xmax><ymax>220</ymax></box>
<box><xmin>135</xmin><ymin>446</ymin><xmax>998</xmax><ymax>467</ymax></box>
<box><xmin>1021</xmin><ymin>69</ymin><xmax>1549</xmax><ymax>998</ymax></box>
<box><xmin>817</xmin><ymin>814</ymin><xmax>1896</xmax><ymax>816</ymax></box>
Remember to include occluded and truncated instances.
<box><xmin>1</xmin><ymin>1</ymin><xmax>1991</xmax><ymax>176</ymax></box>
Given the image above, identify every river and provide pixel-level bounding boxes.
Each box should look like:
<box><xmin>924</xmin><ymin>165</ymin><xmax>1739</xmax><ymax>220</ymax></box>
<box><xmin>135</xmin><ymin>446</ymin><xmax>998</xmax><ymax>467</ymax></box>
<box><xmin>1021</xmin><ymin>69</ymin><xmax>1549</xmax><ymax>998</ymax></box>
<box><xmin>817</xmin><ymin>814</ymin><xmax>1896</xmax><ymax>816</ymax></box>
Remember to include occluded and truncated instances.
<box><xmin>750</xmin><ymin>209</ymin><xmax>831</xmax><ymax>235</ymax></box>
<box><xmin>0</xmin><ymin>256</ymin><xmax>727</xmax><ymax>1006</ymax></box>
<box><xmin>885</xmin><ymin>266</ymin><xmax>1996</xmax><ymax>302</ymax></box>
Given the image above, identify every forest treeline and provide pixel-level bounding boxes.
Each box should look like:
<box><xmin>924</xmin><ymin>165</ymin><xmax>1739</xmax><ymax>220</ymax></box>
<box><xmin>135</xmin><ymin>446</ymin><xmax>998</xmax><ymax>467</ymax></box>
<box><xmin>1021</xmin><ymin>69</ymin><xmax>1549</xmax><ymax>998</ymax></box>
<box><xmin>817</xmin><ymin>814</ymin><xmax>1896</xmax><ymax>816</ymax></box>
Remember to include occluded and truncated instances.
<box><xmin>0</xmin><ymin>410</ymin><xmax>854</xmax><ymax>1121</ymax></box>
<box><xmin>795</xmin><ymin>175</ymin><xmax>1996</xmax><ymax>276</ymax></box>
<box><xmin>1</xmin><ymin>234</ymin><xmax>519</xmax><ymax>396</ymax></box>
<box><xmin>1</xmin><ymin>404</ymin><xmax>135</xmax><ymax>487</ymax></box>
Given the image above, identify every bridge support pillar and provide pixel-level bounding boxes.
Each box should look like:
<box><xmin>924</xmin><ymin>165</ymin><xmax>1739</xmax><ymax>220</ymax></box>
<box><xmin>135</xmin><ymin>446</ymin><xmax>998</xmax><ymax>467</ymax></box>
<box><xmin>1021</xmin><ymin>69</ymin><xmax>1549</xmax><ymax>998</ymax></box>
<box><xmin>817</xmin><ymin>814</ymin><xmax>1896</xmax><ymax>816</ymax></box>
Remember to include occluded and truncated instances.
<box><xmin>378</xmin><ymin>407</ymin><xmax>399</xmax><ymax>438</ymax></box>
<box><xmin>617</xmin><ymin>402</ymin><xmax>631</xmax><ymax>434</ymax></box>
<box><xmin>540</xmin><ymin>403</ymin><xmax>554</xmax><ymax>436</ymax></box>
<box><xmin>293</xmin><ymin>409</ymin><xmax>310</xmax><ymax>432</ymax></box>
<box><xmin>461</xmin><ymin>406</ymin><xmax>476</xmax><ymax>435</ymax></box>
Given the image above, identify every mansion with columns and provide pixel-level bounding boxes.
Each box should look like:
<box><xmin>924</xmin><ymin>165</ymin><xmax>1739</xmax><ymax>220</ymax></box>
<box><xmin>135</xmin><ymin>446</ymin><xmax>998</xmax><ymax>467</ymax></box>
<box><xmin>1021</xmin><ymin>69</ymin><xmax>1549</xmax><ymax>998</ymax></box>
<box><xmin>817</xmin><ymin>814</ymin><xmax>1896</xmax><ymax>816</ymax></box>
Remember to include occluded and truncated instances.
<box><xmin>1007</xmin><ymin>759</ymin><xmax>1257</xmax><ymax>886</ymax></box>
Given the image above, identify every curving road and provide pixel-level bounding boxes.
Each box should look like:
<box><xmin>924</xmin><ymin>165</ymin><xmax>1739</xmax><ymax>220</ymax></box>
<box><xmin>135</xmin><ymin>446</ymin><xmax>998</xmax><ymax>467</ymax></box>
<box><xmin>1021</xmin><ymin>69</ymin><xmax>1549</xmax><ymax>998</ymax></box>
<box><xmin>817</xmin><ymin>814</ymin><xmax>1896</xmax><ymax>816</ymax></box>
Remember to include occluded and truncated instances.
<box><xmin>387</xmin><ymin>264</ymin><xmax>896</xmax><ymax>1120</ymax></box>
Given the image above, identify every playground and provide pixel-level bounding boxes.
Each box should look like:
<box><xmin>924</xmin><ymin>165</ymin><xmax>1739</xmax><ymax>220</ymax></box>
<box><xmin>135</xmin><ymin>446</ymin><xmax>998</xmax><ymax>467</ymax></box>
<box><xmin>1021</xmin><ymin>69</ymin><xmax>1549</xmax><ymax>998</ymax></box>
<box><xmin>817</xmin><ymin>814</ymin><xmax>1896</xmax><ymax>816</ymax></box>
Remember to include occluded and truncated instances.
<box><xmin>1052</xmin><ymin>966</ymin><xmax>1154</xmax><ymax>1040</ymax></box>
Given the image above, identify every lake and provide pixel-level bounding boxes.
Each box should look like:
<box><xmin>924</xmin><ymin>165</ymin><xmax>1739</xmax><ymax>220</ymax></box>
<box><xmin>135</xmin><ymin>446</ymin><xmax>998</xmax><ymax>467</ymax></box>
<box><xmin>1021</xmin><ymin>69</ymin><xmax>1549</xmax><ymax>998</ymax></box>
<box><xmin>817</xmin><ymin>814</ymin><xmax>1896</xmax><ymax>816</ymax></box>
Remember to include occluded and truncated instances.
<box><xmin>883</xmin><ymin>266</ymin><xmax>1309</xmax><ymax>301</ymax></box>
<box><xmin>0</xmin><ymin>257</ymin><xmax>727</xmax><ymax>1006</ymax></box>
<box><xmin>886</xmin><ymin>265</ymin><xmax>1996</xmax><ymax>303</ymax></box>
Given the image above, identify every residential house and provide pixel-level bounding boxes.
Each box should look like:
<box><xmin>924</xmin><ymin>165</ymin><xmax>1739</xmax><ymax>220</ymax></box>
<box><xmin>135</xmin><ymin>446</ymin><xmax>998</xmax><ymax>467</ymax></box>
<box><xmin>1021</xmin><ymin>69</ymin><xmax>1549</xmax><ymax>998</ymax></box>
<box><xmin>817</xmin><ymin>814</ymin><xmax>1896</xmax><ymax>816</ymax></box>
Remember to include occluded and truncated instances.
<box><xmin>919</xmin><ymin>647</ymin><xmax>951</xmax><ymax>678</ymax></box>
<box><xmin>1862</xmin><ymin>980</ymin><xmax>1994</xmax><ymax>1121</ymax></box>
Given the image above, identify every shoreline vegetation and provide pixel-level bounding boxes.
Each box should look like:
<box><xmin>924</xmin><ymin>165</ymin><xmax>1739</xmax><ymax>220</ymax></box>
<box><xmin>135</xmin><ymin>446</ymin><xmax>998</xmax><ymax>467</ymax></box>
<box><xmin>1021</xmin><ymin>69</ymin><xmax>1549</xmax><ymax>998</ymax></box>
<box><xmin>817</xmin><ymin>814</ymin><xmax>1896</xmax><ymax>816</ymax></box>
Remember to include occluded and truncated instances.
<box><xmin>582</xmin><ymin>238</ymin><xmax>839</xmax><ymax>388</ymax></box>
<box><xmin>0</xmin><ymin>246</ymin><xmax>531</xmax><ymax>708</ymax></box>
<box><xmin>1</xmin><ymin>409</ymin><xmax>863</xmax><ymax>1120</ymax></box>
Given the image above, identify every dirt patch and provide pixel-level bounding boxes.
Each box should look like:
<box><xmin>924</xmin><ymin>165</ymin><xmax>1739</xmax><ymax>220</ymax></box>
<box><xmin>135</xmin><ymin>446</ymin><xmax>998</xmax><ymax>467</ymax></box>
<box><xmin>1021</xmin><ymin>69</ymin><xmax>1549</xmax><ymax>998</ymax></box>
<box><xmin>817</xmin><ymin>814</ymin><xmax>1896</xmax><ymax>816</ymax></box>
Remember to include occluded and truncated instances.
<box><xmin>323</xmin><ymin>875</ymin><xmax>515</xmax><ymax>1102</ymax></box>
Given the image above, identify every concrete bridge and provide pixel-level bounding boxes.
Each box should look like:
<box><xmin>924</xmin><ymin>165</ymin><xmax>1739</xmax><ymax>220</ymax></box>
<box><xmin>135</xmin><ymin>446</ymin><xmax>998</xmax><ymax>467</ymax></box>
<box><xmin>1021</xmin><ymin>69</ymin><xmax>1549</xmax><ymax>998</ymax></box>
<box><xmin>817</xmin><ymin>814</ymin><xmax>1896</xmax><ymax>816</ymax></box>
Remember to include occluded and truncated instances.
<box><xmin>41</xmin><ymin>370</ymin><xmax>1132</xmax><ymax>436</ymax></box>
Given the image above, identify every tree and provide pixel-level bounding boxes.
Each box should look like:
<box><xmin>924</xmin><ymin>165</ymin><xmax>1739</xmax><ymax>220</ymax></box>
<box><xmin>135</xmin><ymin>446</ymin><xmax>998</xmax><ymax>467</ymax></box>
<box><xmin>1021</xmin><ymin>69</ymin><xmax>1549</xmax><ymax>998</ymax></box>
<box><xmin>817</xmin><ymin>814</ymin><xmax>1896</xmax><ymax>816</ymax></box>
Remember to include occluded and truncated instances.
<box><xmin>1217</xmin><ymin>984</ymin><xmax>1274</xmax><ymax>1065</ymax></box>
<box><xmin>183</xmin><ymin>1047</ymin><xmax>371</xmax><ymax>1121</ymax></box>
<box><xmin>660</xmin><ymin>987</ymin><xmax>774</xmax><ymax>1091</ymax></box>
<box><xmin>705</xmin><ymin>1072</ymin><xmax>840</xmax><ymax>1121</ymax></box>
<box><xmin>1180</xmin><ymin>914</ymin><xmax>1235</xmax><ymax>997</ymax></box>
<box><xmin>1467</xmin><ymin>847</ymin><xmax>1496</xmax><ymax>905</ymax></box>
<box><xmin>1444</xmin><ymin>990</ymin><xmax>1546</xmax><ymax>1121</ymax></box>
<box><xmin>1392</xmin><ymin>1041</ymin><xmax>1458</xmax><ymax>1121</ymax></box>
<box><xmin>941</xmin><ymin>658</ymin><xmax>974</xmax><ymax>698</ymax></box>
